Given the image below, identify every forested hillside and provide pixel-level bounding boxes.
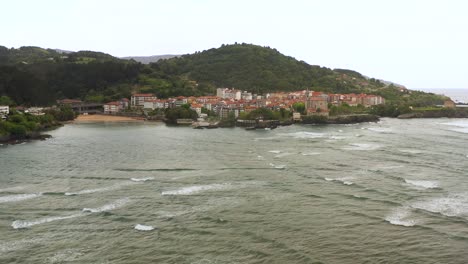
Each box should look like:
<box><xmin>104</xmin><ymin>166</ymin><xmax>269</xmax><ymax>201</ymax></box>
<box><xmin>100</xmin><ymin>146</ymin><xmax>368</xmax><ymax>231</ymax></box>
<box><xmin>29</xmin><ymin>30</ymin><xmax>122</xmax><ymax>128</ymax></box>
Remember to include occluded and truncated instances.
<box><xmin>0</xmin><ymin>44</ymin><xmax>446</xmax><ymax>106</ymax></box>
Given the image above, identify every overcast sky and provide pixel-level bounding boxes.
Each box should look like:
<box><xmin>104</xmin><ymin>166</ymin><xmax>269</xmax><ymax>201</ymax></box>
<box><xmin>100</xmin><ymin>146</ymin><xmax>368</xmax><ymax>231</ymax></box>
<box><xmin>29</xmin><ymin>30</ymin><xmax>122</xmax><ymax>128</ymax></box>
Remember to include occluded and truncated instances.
<box><xmin>1</xmin><ymin>0</ymin><xmax>467</xmax><ymax>89</ymax></box>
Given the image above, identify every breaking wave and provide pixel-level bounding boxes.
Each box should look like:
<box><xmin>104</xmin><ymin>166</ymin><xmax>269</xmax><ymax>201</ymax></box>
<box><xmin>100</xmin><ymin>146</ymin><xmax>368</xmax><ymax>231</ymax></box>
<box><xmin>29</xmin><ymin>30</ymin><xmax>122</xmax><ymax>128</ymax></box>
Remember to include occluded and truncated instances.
<box><xmin>130</xmin><ymin>177</ymin><xmax>154</xmax><ymax>182</ymax></box>
<box><xmin>278</xmin><ymin>131</ymin><xmax>325</xmax><ymax>139</ymax></box>
<box><xmin>324</xmin><ymin>177</ymin><xmax>353</xmax><ymax>185</ymax></box>
<box><xmin>134</xmin><ymin>224</ymin><xmax>155</xmax><ymax>231</ymax></box>
<box><xmin>162</xmin><ymin>184</ymin><xmax>230</xmax><ymax>196</ymax></box>
<box><xmin>11</xmin><ymin>213</ymin><xmax>83</xmax><ymax>229</ymax></box>
<box><xmin>0</xmin><ymin>193</ymin><xmax>42</xmax><ymax>204</ymax></box>
<box><xmin>410</xmin><ymin>194</ymin><xmax>468</xmax><ymax>218</ymax></box>
<box><xmin>385</xmin><ymin>207</ymin><xmax>416</xmax><ymax>227</ymax></box>
<box><xmin>268</xmin><ymin>150</ymin><xmax>281</xmax><ymax>154</ymax></box>
<box><xmin>405</xmin><ymin>179</ymin><xmax>439</xmax><ymax>189</ymax></box>
<box><xmin>82</xmin><ymin>197</ymin><xmax>130</xmax><ymax>213</ymax></box>
<box><xmin>343</xmin><ymin>143</ymin><xmax>383</xmax><ymax>151</ymax></box>
<box><xmin>12</xmin><ymin>198</ymin><xmax>131</xmax><ymax>229</ymax></box>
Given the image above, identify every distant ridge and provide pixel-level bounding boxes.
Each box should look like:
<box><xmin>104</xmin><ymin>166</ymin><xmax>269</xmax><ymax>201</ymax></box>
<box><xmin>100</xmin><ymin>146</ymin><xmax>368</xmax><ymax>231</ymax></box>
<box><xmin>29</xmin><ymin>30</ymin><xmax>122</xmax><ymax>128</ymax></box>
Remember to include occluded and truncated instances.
<box><xmin>121</xmin><ymin>54</ymin><xmax>179</xmax><ymax>64</ymax></box>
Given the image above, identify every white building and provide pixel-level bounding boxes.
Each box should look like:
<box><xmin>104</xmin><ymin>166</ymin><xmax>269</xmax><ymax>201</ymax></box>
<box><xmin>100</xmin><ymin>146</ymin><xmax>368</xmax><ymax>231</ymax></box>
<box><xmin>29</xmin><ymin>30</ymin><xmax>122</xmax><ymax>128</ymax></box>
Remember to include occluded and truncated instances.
<box><xmin>103</xmin><ymin>102</ymin><xmax>120</xmax><ymax>114</ymax></box>
<box><xmin>241</xmin><ymin>91</ymin><xmax>253</xmax><ymax>100</ymax></box>
<box><xmin>0</xmin><ymin>105</ymin><xmax>9</xmax><ymax>116</ymax></box>
<box><xmin>131</xmin><ymin>93</ymin><xmax>157</xmax><ymax>107</ymax></box>
<box><xmin>143</xmin><ymin>100</ymin><xmax>167</xmax><ymax>110</ymax></box>
<box><xmin>216</xmin><ymin>88</ymin><xmax>241</xmax><ymax>100</ymax></box>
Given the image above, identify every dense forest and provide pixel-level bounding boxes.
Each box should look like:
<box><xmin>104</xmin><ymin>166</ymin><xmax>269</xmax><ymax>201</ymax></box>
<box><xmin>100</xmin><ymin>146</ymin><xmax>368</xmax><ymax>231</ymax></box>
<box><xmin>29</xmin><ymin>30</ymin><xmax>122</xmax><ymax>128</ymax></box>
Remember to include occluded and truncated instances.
<box><xmin>0</xmin><ymin>44</ymin><xmax>446</xmax><ymax>106</ymax></box>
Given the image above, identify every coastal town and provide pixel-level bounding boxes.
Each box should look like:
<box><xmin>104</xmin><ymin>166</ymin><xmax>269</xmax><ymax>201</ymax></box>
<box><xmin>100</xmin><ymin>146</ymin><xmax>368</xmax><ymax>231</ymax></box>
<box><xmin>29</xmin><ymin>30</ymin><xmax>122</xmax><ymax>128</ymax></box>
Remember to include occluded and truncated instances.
<box><xmin>28</xmin><ymin>88</ymin><xmax>385</xmax><ymax>124</ymax></box>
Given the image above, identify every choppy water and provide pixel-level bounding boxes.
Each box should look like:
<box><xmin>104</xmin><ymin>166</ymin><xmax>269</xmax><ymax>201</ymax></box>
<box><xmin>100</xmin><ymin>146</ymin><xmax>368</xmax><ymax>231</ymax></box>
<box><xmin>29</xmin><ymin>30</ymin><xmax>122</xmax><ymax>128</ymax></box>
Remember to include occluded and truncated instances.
<box><xmin>1</xmin><ymin>118</ymin><xmax>468</xmax><ymax>263</ymax></box>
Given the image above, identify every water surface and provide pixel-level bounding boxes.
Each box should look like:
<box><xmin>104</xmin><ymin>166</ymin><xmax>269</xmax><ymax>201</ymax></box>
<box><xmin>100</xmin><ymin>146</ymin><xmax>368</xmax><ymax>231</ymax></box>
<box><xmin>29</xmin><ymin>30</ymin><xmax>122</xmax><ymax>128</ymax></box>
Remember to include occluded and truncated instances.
<box><xmin>1</xmin><ymin>118</ymin><xmax>468</xmax><ymax>263</ymax></box>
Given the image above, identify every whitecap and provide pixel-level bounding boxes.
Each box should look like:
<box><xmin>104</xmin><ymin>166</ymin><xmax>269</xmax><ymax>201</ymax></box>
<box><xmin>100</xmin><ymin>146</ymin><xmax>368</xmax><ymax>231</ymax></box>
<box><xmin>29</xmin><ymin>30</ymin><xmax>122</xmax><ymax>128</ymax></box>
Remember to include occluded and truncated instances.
<box><xmin>385</xmin><ymin>207</ymin><xmax>416</xmax><ymax>227</ymax></box>
<box><xmin>274</xmin><ymin>165</ymin><xmax>286</xmax><ymax>169</ymax></box>
<box><xmin>405</xmin><ymin>179</ymin><xmax>439</xmax><ymax>189</ymax></box>
<box><xmin>399</xmin><ymin>149</ymin><xmax>423</xmax><ymax>154</ymax></box>
<box><xmin>410</xmin><ymin>194</ymin><xmax>468</xmax><ymax>218</ymax></box>
<box><xmin>134</xmin><ymin>224</ymin><xmax>155</xmax><ymax>231</ymax></box>
<box><xmin>0</xmin><ymin>238</ymin><xmax>43</xmax><ymax>253</ymax></box>
<box><xmin>324</xmin><ymin>177</ymin><xmax>353</xmax><ymax>185</ymax></box>
<box><xmin>12</xmin><ymin>213</ymin><xmax>83</xmax><ymax>229</ymax></box>
<box><xmin>441</xmin><ymin>121</ymin><xmax>468</xmax><ymax>128</ymax></box>
<box><xmin>278</xmin><ymin>132</ymin><xmax>325</xmax><ymax>139</ymax></box>
<box><xmin>130</xmin><ymin>177</ymin><xmax>154</xmax><ymax>182</ymax></box>
<box><xmin>301</xmin><ymin>152</ymin><xmax>320</xmax><ymax>156</ymax></box>
<box><xmin>0</xmin><ymin>193</ymin><xmax>42</xmax><ymax>204</ymax></box>
<box><xmin>268</xmin><ymin>150</ymin><xmax>281</xmax><ymax>154</ymax></box>
<box><xmin>367</xmin><ymin>127</ymin><xmax>393</xmax><ymax>133</ymax></box>
<box><xmin>65</xmin><ymin>182</ymin><xmax>135</xmax><ymax>196</ymax></box>
<box><xmin>342</xmin><ymin>143</ymin><xmax>382</xmax><ymax>151</ymax></box>
<box><xmin>329</xmin><ymin>136</ymin><xmax>347</xmax><ymax>140</ymax></box>
<box><xmin>161</xmin><ymin>184</ymin><xmax>229</xmax><ymax>196</ymax></box>
<box><xmin>82</xmin><ymin>197</ymin><xmax>130</xmax><ymax>213</ymax></box>
<box><xmin>274</xmin><ymin>152</ymin><xmax>294</xmax><ymax>158</ymax></box>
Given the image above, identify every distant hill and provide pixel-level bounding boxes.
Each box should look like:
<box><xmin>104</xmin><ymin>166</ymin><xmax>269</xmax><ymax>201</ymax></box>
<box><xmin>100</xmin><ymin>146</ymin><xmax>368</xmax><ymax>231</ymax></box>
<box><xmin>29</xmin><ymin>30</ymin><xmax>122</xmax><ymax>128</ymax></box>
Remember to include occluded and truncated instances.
<box><xmin>153</xmin><ymin>43</ymin><xmax>387</xmax><ymax>94</ymax></box>
<box><xmin>121</xmin><ymin>55</ymin><xmax>179</xmax><ymax>64</ymax></box>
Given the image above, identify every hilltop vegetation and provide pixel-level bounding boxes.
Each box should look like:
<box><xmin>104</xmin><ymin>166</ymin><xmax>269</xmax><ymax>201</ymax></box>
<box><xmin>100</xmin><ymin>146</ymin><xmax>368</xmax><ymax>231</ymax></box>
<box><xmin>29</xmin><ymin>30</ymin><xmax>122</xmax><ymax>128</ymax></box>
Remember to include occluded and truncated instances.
<box><xmin>0</xmin><ymin>43</ymin><xmax>447</xmax><ymax>107</ymax></box>
<box><xmin>154</xmin><ymin>43</ymin><xmax>387</xmax><ymax>94</ymax></box>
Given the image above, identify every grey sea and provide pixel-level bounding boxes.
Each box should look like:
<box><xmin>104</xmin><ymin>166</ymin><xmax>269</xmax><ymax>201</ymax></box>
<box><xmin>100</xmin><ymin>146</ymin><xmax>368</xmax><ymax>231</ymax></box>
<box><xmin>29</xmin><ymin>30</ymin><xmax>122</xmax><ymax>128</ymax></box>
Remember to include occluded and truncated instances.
<box><xmin>1</xmin><ymin>118</ymin><xmax>468</xmax><ymax>263</ymax></box>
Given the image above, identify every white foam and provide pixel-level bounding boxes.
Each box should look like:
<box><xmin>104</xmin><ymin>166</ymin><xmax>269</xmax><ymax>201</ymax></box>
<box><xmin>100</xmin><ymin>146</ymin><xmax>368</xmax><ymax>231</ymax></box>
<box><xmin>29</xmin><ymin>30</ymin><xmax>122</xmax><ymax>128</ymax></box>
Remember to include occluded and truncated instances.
<box><xmin>134</xmin><ymin>224</ymin><xmax>155</xmax><ymax>231</ymax></box>
<box><xmin>399</xmin><ymin>149</ymin><xmax>423</xmax><ymax>154</ymax></box>
<box><xmin>65</xmin><ymin>182</ymin><xmax>135</xmax><ymax>196</ymax></box>
<box><xmin>12</xmin><ymin>213</ymin><xmax>83</xmax><ymax>229</ymax></box>
<box><xmin>405</xmin><ymin>179</ymin><xmax>439</xmax><ymax>189</ymax></box>
<box><xmin>0</xmin><ymin>238</ymin><xmax>43</xmax><ymax>253</ymax></box>
<box><xmin>274</xmin><ymin>152</ymin><xmax>294</xmax><ymax>158</ymax></box>
<box><xmin>0</xmin><ymin>193</ymin><xmax>42</xmax><ymax>204</ymax></box>
<box><xmin>268</xmin><ymin>150</ymin><xmax>281</xmax><ymax>154</ymax></box>
<box><xmin>410</xmin><ymin>194</ymin><xmax>468</xmax><ymax>218</ymax></box>
<box><xmin>301</xmin><ymin>152</ymin><xmax>320</xmax><ymax>156</ymax></box>
<box><xmin>11</xmin><ymin>197</ymin><xmax>132</xmax><ymax>229</ymax></box>
<box><xmin>130</xmin><ymin>177</ymin><xmax>154</xmax><ymax>182</ymax></box>
<box><xmin>343</xmin><ymin>143</ymin><xmax>382</xmax><ymax>151</ymax></box>
<box><xmin>269</xmin><ymin>163</ymin><xmax>286</xmax><ymax>169</ymax></box>
<box><xmin>82</xmin><ymin>197</ymin><xmax>130</xmax><ymax>213</ymax></box>
<box><xmin>441</xmin><ymin>121</ymin><xmax>468</xmax><ymax>128</ymax></box>
<box><xmin>367</xmin><ymin>127</ymin><xmax>393</xmax><ymax>133</ymax></box>
<box><xmin>278</xmin><ymin>132</ymin><xmax>325</xmax><ymax>139</ymax></box>
<box><xmin>324</xmin><ymin>177</ymin><xmax>353</xmax><ymax>185</ymax></box>
<box><xmin>385</xmin><ymin>207</ymin><xmax>416</xmax><ymax>227</ymax></box>
<box><xmin>329</xmin><ymin>136</ymin><xmax>347</xmax><ymax>140</ymax></box>
<box><xmin>161</xmin><ymin>184</ymin><xmax>229</xmax><ymax>196</ymax></box>
<box><xmin>441</xmin><ymin>121</ymin><xmax>468</xmax><ymax>134</ymax></box>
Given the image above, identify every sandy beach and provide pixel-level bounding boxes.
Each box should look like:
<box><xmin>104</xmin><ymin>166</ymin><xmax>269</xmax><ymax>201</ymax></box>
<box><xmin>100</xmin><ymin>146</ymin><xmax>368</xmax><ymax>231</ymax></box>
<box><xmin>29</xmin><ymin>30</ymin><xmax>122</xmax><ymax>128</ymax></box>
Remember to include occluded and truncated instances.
<box><xmin>74</xmin><ymin>114</ymin><xmax>144</xmax><ymax>123</ymax></box>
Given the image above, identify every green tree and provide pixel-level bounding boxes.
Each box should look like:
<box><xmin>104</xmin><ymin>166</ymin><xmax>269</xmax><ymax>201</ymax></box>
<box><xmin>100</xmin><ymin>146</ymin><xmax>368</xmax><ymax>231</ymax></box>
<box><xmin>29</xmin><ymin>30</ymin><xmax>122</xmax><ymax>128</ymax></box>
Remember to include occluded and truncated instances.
<box><xmin>0</xmin><ymin>96</ymin><xmax>14</xmax><ymax>106</ymax></box>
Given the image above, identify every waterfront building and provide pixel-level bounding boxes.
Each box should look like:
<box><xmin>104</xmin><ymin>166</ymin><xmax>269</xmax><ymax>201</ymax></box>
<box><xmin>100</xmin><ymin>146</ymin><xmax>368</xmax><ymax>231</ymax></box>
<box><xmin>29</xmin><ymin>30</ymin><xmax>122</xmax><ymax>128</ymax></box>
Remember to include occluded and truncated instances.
<box><xmin>131</xmin><ymin>93</ymin><xmax>157</xmax><ymax>107</ymax></box>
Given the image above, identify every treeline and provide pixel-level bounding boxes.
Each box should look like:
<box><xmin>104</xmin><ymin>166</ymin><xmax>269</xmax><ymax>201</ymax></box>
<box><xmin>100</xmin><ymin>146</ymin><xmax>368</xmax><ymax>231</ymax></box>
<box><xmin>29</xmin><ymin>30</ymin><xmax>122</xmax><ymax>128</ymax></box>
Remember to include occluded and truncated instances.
<box><xmin>0</xmin><ymin>105</ymin><xmax>75</xmax><ymax>139</ymax></box>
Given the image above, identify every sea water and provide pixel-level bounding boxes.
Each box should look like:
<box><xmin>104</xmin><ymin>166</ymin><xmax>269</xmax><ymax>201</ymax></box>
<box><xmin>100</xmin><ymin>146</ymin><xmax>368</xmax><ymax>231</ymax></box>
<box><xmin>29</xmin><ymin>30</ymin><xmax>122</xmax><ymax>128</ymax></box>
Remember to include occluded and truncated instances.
<box><xmin>1</xmin><ymin>119</ymin><xmax>468</xmax><ymax>263</ymax></box>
